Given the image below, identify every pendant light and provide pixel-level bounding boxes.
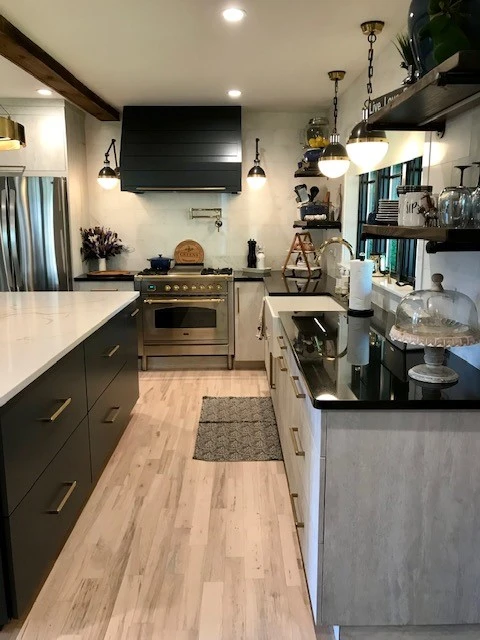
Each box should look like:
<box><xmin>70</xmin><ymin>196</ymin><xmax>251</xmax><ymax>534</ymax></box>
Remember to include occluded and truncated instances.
<box><xmin>0</xmin><ymin>105</ymin><xmax>26</xmax><ymax>151</ymax></box>
<box><xmin>97</xmin><ymin>138</ymin><xmax>120</xmax><ymax>190</ymax></box>
<box><xmin>247</xmin><ymin>137</ymin><xmax>266</xmax><ymax>190</ymax></box>
<box><xmin>346</xmin><ymin>21</ymin><xmax>389</xmax><ymax>171</ymax></box>
<box><xmin>318</xmin><ymin>71</ymin><xmax>350</xmax><ymax>179</ymax></box>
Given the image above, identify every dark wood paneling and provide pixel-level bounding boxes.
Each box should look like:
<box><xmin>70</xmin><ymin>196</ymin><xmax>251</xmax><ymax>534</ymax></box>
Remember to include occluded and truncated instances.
<box><xmin>0</xmin><ymin>15</ymin><xmax>119</xmax><ymax>121</ymax></box>
<box><xmin>4</xmin><ymin>418</ymin><xmax>91</xmax><ymax>618</ymax></box>
<box><xmin>0</xmin><ymin>345</ymin><xmax>87</xmax><ymax>516</ymax></box>
<box><xmin>120</xmin><ymin>106</ymin><xmax>242</xmax><ymax>193</ymax></box>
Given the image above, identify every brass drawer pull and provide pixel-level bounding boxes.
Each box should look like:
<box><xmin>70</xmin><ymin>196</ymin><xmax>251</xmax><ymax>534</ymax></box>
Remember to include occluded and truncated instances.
<box><xmin>44</xmin><ymin>397</ymin><xmax>72</xmax><ymax>422</ymax></box>
<box><xmin>289</xmin><ymin>493</ymin><xmax>304</xmax><ymax>528</ymax></box>
<box><xmin>237</xmin><ymin>287</ymin><xmax>240</xmax><ymax>314</ymax></box>
<box><xmin>277</xmin><ymin>335</ymin><xmax>287</xmax><ymax>350</ymax></box>
<box><xmin>269</xmin><ymin>352</ymin><xmax>276</xmax><ymax>390</ymax></box>
<box><xmin>290</xmin><ymin>427</ymin><xmax>305</xmax><ymax>456</ymax></box>
<box><xmin>104</xmin><ymin>406</ymin><xmax>121</xmax><ymax>424</ymax></box>
<box><xmin>130</xmin><ymin>308</ymin><xmax>139</xmax><ymax>317</ymax></box>
<box><xmin>104</xmin><ymin>344</ymin><xmax>120</xmax><ymax>358</ymax></box>
<box><xmin>278</xmin><ymin>356</ymin><xmax>288</xmax><ymax>372</ymax></box>
<box><xmin>48</xmin><ymin>481</ymin><xmax>77</xmax><ymax>514</ymax></box>
<box><xmin>290</xmin><ymin>375</ymin><xmax>306</xmax><ymax>399</ymax></box>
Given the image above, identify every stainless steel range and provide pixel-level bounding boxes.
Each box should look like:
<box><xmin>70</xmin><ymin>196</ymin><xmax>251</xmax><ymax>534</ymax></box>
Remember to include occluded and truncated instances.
<box><xmin>135</xmin><ymin>266</ymin><xmax>235</xmax><ymax>370</ymax></box>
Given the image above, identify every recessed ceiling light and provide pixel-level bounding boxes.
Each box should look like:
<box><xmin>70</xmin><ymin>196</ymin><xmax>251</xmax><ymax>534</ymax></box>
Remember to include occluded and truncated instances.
<box><xmin>222</xmin><ymin>8</ymin><xmax>246</xmax><ymax>22</ymax></box>
<box><xmin>37</xmin><ymin>88</ymin><xmax>52</xmax><ymax>96</ymax></box>
<box><xmin>228</xmin><ymin>89</ymin><xmax>242</xmax><ymax>99</ymax></box>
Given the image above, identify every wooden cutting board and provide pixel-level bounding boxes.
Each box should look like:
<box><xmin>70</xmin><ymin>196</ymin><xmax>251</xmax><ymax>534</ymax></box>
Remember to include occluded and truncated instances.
<box><xmin>87</xmin><ymin>270</ymin><xmax>131</xmax><ymax>277</ymax></box>
<box><xmin>174</xmin><ymin>240</ymin><xmax>204</xmax><ymax>264</ymax></box>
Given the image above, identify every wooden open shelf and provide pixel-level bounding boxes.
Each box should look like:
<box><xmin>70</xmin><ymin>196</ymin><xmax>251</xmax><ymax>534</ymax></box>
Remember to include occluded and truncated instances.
<box><xmin>367</xmin><ymin>51</ymin><xmax>480</xmax><ymax>132</ymax></box>
<box><xmin>361</xmin><ymin>224</ymin><xmax>480</xmax><ymax>254</ymax></box>
<box><xmin>293</xmin><ymin>220</ymin><xmax>341</xmax><ymax>230</ymax></box>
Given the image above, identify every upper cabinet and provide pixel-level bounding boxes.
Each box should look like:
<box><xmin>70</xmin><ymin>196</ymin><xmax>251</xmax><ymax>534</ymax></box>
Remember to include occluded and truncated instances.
<box><xmin>0</xmin><ymin>100</ymin><xmax>67</xmax><ymax>174</ymax></box>
<box><xmin>120</xmin><ymin>105</ymin><xmax>242</xmax><ymax>193</ymax></box>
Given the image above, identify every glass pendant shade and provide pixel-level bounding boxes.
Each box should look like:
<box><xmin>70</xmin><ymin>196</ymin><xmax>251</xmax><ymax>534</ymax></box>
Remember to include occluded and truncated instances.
<box><xmin>247</xmin><ymin>164</ymin><xmax>266</xmax><ymax>190</ymax></box>
<box><xmin>0</xmin><ymin>116</ymin><xmax>26</xmax><ymax>151</ymax></box>
<box><xmin>97</xmin><ymin>163</ymin><xmax>119</xmax><ymax>190</ymax></box>
<box><xmin>318</xmin><ymin>139</ymin><xmax>350</xmax><ymax>178</ymax></box>
<box><xmin>247</xmin><ymin>137</ymin><xmax>266</xmax><ymax>189</ymax></box>
<box><xmin>346</xmin><ymin>118</ymin><xmax>388</xmax><ymax>170</ymax></box>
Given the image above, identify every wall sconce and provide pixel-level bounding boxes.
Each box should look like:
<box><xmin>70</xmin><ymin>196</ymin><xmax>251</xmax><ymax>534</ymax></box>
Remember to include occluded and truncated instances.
<box><xmin>247</xmin><ymin>137</ymin><xmax>267</xmax><ymax>189</ymax></box>
<box><xmin>0</xmin><ymin>105</ymin><xmax>26</xmax><ymax>151</ymax></box>
<box><xmin>97</xmin><ymin>138</ymin><xmax>120</xmax><ymax>190</ymax></box>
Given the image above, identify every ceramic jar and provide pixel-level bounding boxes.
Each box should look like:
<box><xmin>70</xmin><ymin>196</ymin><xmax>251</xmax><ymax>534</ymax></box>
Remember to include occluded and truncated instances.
<box><xmin>398</xmin><ymin>185</ymin><xmax>433</xmax><ymax>226</ymax></box>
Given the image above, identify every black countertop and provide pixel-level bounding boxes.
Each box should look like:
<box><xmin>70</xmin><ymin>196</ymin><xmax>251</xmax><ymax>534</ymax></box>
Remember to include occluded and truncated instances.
<box><xmin>279</xmin><ymin>310</ymin><xmax>480</xmax><ymax>410</ymax></box>
<box><xmin>235</xmin><ymin>269</ymin><xmax>344</xmax><ymax>298</ymax></box>
<box><xmin>74</xmin><ymin>272</ymin><xmax>137</xmax><ymax>281</ymax></box>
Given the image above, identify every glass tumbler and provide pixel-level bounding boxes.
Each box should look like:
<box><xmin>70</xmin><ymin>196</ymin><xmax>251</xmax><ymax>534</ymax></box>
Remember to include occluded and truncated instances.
<box><xmin>438</xmin><ymin>165</ymin><xmax>472</xmax><ymax>228</ymax></box>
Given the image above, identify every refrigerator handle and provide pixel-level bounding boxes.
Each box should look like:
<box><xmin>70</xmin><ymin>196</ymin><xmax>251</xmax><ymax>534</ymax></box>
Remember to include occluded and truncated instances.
<box><xmin>59</xmin><ymin>227</ymin><xmax>67</xmax><ymax>275</ymax></box>
<box><xmin>8</xmin><ymin>188</ymin><xmax>22</xmax><ymax>291</ymax></box>
<box><xmin>0</xmin><ymin>188</ymin><xmax>12</xmax><ymax>291</ymax></box>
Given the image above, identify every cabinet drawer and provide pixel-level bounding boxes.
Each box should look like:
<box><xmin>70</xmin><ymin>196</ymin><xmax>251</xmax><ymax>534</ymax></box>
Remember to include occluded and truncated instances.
<box><xmin>85</xmin><ymin>301</ymin><xmax>138</xmax><ymax>409</ymax></box>
<box><xmin>75</xmin><ymin>281</ymin><xmax>135</xmax><ymax>292</ymax></box>
<box><xmin>0</xmin><ymin>345</ymin><xmax>87</xmax><ymax>515</ymax></box>
<box><xmin>89</xmin><ymin>360</ymin><xmax>138</xmax><ymax>481</ymax></box>
<box><xmin>4</xmin><ymin>418</ymin><xmax>91</xmax><ymax>618</ymax></box>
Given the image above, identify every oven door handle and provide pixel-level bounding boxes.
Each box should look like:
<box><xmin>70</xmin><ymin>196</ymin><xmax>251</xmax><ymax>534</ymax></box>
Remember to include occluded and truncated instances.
<box><xmin>143</xmin><ymin>297</ymin><xmax>225</xmax><ymax>304</ymax></box>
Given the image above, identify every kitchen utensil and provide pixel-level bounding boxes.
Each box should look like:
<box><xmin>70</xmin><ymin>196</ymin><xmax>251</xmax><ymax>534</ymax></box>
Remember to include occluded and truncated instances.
<box><xmin>309</xmin><ymin>186</ymin><xmax>320</xmax><ymax>202</ymax></box>
<box><xmin>294</xmin><ymin>184</ymin><xmax>309</xmax><ymax>203</ymax></box>
<box><xmin>173</xmin><ymin>240</ymin><xmax>204</xmax><ymax>264</ymax></box>
<box><xmin>438</xmin><ymin>166</ymin><xmax>472</xmax><ymax>228</ymax></box>
<box><xmin>247</xmin><ymin>239</ymin><xmax>257</xmax><ymax>268</ymax></box>
<box><xmin>147</xmin><ymin>255</ymin><xmax>173</xmax><ymax>271</ymax></box>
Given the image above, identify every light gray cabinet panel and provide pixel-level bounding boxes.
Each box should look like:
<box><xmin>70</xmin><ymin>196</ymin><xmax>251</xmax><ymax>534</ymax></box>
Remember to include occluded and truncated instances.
<box><xmin>322</xmin><ymin>410</ymin><xmax>480</xmax><ymax>627</ymax></box>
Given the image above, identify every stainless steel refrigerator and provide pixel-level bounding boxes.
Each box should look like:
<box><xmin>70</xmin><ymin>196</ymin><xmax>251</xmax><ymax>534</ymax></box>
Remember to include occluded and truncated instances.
<box><xmin>0</xmin><ymin>175</ymin><xmax>71</xmax><ymax>291</ymax></box>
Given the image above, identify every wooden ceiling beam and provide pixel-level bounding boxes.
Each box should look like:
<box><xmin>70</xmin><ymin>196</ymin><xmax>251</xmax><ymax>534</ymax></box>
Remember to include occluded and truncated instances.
<box><xmin>0</xmin><ymin>15</ymin><xmax>120</xmax><ymax>121</ymax></box>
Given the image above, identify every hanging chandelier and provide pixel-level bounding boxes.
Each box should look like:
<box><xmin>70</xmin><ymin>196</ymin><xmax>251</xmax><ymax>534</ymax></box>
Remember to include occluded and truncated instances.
<box><xmin>318</xmin><ymin>71</ymin><xmax>350</xmax><ymax>179</ymax></box>
<box><xmin>346</xmin><ymin>21</ymin><xmax>389</xmax><ymax>170</ymax></box>
<box><xmin>247</xmin><ymin>137</ymin><xmax>266</xmax><ymax>189</ymax></box>
<box><xmin>0</xmin><ymin>105</ymin><xmax>26</xmax><ymax>151</ymax></box>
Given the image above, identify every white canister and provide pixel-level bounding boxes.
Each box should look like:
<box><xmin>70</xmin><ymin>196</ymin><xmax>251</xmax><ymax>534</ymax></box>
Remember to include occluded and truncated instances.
<box><xmin>399</xmin><ymin>185</ymin><xmax>433</xmax><ymax>227</ymax></box>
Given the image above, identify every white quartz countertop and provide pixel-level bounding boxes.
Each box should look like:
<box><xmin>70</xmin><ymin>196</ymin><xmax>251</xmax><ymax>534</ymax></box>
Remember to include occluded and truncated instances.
<box><xmin>266</xmin><ymin>295</ymin><xmax>343</xmax><ymax>318</ymax></box>
<box><xmin>0</xmin><ymin>291</ymin><xmax>139</xmax><ymax>407</ymax></box>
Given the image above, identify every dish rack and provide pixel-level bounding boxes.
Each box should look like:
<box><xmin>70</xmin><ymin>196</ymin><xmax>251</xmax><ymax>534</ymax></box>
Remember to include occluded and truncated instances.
<box><xmin>282</xmin><ymin>232</ymin><xmax>321</xmax><ymax>278</ymax></box>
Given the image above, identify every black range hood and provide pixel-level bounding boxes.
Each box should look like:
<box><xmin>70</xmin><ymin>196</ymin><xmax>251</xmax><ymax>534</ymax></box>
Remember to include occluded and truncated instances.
<box><xmin>120</xmin><ymin>106</ymin><xmax>242</xmax><ymax>193</ymax></box>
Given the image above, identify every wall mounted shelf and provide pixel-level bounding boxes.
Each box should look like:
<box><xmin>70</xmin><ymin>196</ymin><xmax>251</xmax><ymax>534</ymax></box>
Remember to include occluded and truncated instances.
<box><xmin>361</xmin><ymin>224</ymin><xmax>480</xmax><ymax>254</ymax></box>
<box><xmin>367</xmin><ymin>51</ymin><xmax>480</xmax><ymax>133</ymax></box>
<box><xmin>294</xmin><ymin>220</ymin><xmax>342</xmax><ymax>230</ymax></box>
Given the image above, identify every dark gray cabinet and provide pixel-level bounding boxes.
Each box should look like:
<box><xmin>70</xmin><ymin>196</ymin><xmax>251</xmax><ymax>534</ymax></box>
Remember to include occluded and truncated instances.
<box><xmin>4</xmin><ymin>418</ymin><xmax>91</xmax><ymax>617</ymax></box>
<box><xmin>0</xmin><ymin>300</ymin><xmax>139</xmax><ymax>620</ymax></box>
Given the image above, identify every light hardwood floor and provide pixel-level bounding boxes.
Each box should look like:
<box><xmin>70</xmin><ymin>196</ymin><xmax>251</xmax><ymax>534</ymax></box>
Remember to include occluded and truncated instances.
<box><xmin>1</xmin><ymin>370</ymin><xmax>330</xmax><ymax>640</ymax></box>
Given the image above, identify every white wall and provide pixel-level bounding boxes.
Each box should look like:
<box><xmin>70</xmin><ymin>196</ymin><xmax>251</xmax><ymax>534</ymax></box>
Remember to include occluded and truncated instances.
<box><xmin>83</xmin><ymin>110</ymin><xmax>333</xmax><ymax>272</ymax></box>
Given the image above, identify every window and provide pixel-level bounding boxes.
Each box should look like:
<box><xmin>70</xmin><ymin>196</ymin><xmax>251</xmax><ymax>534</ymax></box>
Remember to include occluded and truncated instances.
<box><xmin>356</xmin><ymin>156</ymin><xmax>423</xmax><ymax>284</ymax></box>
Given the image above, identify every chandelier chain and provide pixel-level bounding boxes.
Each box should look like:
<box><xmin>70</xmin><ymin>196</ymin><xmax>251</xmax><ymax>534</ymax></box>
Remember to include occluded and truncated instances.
<box><xmin>364</xmin><ymin>30</ymin><xmax>377</xmax><ymax>110</ymax></box>
<box><xmin>332</xmin><ymin>79</ymin><xmax>339</xmax><ymax>135</ymax></box>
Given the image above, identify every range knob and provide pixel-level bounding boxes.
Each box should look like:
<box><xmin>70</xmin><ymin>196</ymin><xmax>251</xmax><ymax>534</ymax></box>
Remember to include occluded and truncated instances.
<box><xmin>165</xmin><ymin>285</ymin><xmax>172</xmax><ymax>291</ymax></box>
<box><xmin>199</xmin><ymin>285</ymin><xmax>206</xmax><ymax>290</ymax></box>
<box><xmin>216</xmin><ymin>284</ymin><xmax>222</xmax><ymax>290</ymax></box>
<box><xmin>173</xmin><ymin>284</ymin><xmax>180</xmax><ymax>291</ymax></box>
<box><xmin>182</xmin><ymin>285</ymin><xmax>189</xmax><ymax>291</ymax></box>
<box><xmin>191</xmin><ymin>285</ymin><xmax>197</xmax><ymax>291</ymax></box>
<box><xmin>208</xmin><ymin>284</ymin><xmax>214</xmax><ymax>290</ymax></box>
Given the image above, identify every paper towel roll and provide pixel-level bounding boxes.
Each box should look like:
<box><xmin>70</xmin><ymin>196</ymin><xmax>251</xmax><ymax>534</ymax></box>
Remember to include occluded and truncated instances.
<box><xmin>349</xmin><ymin>259</ymin><xmax>373</xmax><ymax>312</ymax></box>
<box><xmin>347</xmin><ymin>316</ymin><xmax>370</xmax><ymax>365</ymax></box>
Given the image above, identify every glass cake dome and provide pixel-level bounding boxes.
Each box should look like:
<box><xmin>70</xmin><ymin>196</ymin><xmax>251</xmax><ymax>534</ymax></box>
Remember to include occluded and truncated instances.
<box><xmin>390</xmin><ymin>273</ymin><xmax>480</xmax><ymax>383</ymax></box>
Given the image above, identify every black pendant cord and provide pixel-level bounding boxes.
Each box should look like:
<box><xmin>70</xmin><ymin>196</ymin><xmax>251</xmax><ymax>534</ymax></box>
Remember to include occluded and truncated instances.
<box><xmin>105</xmin><ymin>138</ymin><xmax>119</xmax><ymax>168</ymax></box>
<box><xmin>364</xmin><ymin>30</ymin><xmax>377</xmax><ymax>113</ymax></box>
<box><xmin>332</xmin><ymin>79</ymin><xmax>339</xmax><ymax>136</ymax></box>
<box><xmin>254</xmin><ymin>137</ymin><xmax>260</xmax><ymax>165</ymax></box>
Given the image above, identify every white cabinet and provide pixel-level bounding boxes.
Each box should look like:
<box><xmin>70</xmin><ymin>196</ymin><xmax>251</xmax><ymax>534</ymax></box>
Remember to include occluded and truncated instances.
<box><xmin>234</xmin><ymin>282</ymin><xmax>265</xmax><ymax>363</ymax></box>
<box><xmin>75</xmin><ymin>281</ymin><xmax>135</xmax><ymax>292</ymax></box>
<box><xmin>0</xmin><ymin>101</ymin><xmax>67</xmax><ymax>174</ymax></box>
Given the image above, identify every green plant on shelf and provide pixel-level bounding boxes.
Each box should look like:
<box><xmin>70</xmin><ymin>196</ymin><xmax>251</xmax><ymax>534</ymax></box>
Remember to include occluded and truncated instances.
<box><xmin>421</xmin><ymin>0</ymin><xmax>470</xmax><ymax>66</ymax></box>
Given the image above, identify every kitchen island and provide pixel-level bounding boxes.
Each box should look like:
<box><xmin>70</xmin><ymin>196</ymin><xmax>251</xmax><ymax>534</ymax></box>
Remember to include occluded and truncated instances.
<box><xmin>0</xmin><ymin>291</ymin><xmax>139</xmax><ymax>621</ymax></box>
<box><xmin>270</xmin><ymin>308</ymin><xmax>480</xmax><ymax>640</ymax></box>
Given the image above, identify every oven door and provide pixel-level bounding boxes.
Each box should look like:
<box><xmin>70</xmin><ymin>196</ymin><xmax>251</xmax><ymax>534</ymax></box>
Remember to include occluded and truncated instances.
<box><xmin>142</xmin><ymin>296</ymin><xmax>229</xmax><ymax>344</ymax></box>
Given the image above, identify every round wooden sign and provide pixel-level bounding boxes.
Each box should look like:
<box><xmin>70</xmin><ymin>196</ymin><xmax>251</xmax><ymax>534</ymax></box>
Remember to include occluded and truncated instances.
<box><xmin>174</xmin><ymin>240</ymin><xmax>204</xmax><ymax>264</ymax></box>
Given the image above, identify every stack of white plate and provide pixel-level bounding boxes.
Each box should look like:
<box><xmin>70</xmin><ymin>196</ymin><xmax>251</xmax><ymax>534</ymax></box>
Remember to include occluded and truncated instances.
<box><xmin>375</xmin><ymin>199</ymin><xmax>399</xmax><ymax>224</ymax></box>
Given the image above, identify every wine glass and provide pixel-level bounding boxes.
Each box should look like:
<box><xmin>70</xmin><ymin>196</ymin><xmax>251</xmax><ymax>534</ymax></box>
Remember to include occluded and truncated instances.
<box><xmin>471</xmin><ymin>161</ymin><xmax>480</xmax><ymax>229</ymax></box>
<box><xmin>438</xmin><ymin>165</ymin><xmax>472</xmax><ymax>228</ymax></box>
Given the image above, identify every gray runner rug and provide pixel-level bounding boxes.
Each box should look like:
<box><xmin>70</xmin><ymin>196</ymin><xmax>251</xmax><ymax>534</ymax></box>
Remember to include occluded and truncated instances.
<box><xmin>193</xmin><ymin>396</ymin><xmax>283</xmax><ymax>462</ymax></box>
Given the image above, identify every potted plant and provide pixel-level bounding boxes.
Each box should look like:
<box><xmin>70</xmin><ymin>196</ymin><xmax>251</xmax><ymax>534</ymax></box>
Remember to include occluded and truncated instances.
<box><xmin>393</xmin><ymin>32</ymin><xmax>418</xmax><ymax>84</ymax></box>
<box><xmin>80</xmin><ymin>226</ymin><xmax>125</xmax><ymax>272</ymax></box>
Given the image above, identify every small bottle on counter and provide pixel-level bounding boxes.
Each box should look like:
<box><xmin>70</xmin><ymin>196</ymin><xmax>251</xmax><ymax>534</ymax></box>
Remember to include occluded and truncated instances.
<box><xmin>257</xmin><ymin>244</ymin><xmax>265</xmax><ymax>270</ymax></box>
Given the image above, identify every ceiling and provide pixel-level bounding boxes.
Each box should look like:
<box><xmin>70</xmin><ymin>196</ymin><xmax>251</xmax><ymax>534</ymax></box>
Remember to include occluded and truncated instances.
<box><xmin>0</xmin><ymin>0</ymin><xmax>411</xmax><ymax>112</ymax></box>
